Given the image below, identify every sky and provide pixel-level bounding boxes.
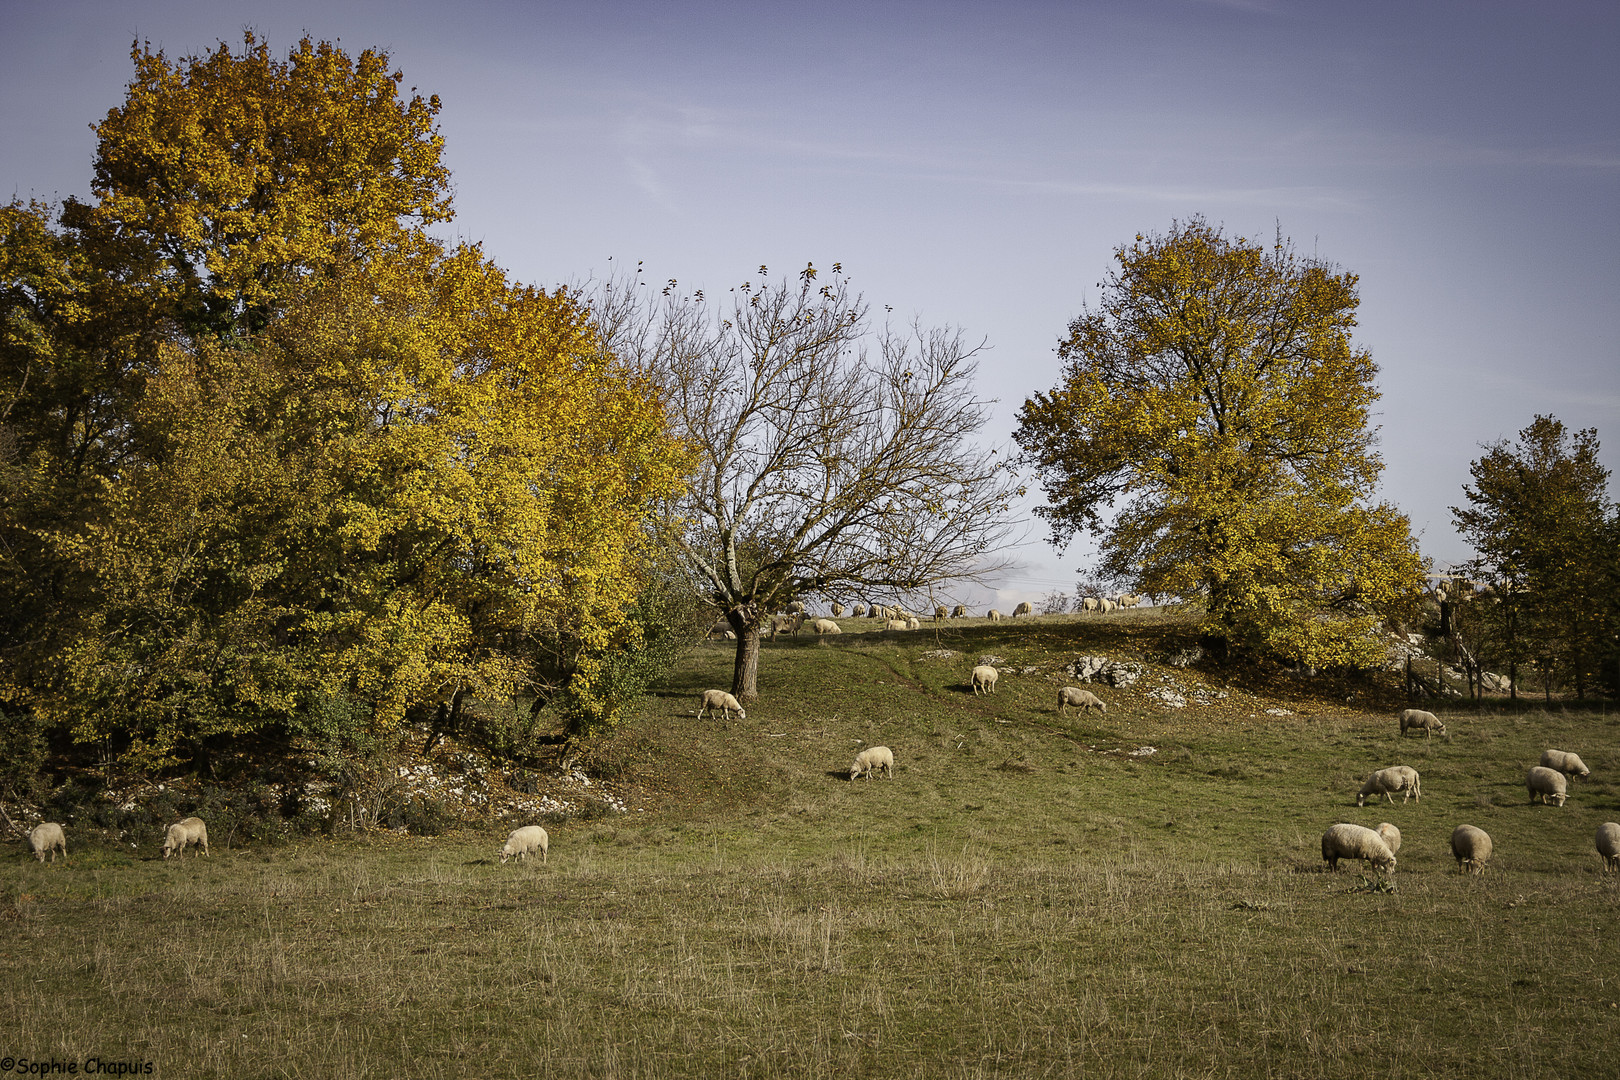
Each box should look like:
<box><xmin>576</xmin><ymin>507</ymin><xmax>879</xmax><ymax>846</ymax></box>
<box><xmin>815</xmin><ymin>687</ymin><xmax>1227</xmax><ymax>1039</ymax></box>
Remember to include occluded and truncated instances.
<box><xmin>3</xmin><ymin>0</ymin><xmax>1616</xmax><ymax>610</ymax></box>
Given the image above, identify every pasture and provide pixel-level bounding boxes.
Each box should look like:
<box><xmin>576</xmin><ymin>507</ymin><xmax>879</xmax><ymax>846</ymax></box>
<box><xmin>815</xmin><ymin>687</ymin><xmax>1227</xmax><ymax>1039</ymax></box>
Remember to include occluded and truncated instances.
<box><xmin>5</xmin><ymin>612</ymin><xmax>1619</xmax><ymax>1078</ymax></box>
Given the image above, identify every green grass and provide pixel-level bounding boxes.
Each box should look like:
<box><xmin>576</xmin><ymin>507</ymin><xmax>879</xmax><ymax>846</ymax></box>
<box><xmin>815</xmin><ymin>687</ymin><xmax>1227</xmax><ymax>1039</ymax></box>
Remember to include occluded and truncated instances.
<box><xmin>5</xmin><ymin>613</ymin><xmax>1619</xmax><ymax>1078</ymax></box>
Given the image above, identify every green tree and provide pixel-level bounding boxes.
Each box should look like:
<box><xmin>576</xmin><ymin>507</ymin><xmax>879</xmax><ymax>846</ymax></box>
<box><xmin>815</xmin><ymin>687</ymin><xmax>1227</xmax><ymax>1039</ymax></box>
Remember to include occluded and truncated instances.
<box><xmin>1452</xmin><ymin>415</ymin><xmax>1615</xmax><ymax>699</ymax></box>
<box><xmin>593</xmin><ymin>263</ymin><xmax>1018</xmax><ymax>702</ymax></box>
<box><xmin>0</xmin><ymin>36</ymin><xmax>689</xmax><ymax>771</ymax></box>
<box><xmin>1014</xmin><ymin>219</ymin><xmax>1423</xmax><ymax>667</ymax></box>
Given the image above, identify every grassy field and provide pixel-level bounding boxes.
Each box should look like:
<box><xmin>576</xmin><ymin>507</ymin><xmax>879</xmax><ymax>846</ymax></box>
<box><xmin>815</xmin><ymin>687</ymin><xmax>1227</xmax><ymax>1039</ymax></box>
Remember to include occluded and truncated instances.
<box><xmin>5</xmin><ymin>612</ymin><xmax>1619</xmax><ymax>1078</ymax></box>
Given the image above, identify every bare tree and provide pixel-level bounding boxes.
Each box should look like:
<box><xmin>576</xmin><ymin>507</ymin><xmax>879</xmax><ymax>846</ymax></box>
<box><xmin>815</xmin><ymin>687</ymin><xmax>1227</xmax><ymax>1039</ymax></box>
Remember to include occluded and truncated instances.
<box><xmin>591</xmin><ymin>263</ymin><xmax>1018</xmax><ymax>701</ymax></box>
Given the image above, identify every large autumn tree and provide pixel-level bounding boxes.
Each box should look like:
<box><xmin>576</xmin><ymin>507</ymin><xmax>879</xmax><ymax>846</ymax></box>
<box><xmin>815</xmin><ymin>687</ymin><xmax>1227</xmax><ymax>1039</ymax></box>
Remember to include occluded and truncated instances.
<box><xmin>0</xmin><ymin>35</ymin><xmax>688</xmax><ymax>770</ymax></box>
<box><xmin>592</xmin><ymin>264</ymin><xmax>1018</xmax><ymax>701</ymax></box>
<box><xmin>1452</xmin><ymin>415</ymin><xmax>1617</xmax><ymax>699</ymax></box>
<box><xmin>1014</xmin><ymin>219</ymin><xmax>1423</xmax><ymax>667</ymax></box>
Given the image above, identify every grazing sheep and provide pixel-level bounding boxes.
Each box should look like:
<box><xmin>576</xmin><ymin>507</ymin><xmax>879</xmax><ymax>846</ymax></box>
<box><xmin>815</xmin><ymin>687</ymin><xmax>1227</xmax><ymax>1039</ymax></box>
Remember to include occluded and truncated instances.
<box><xmin>1526</xmin><ymin>765</ymin><xmax>1568</xmax><ymax>806</ymax></box>
<box><xmin>500</xmin><ymin>825</ymin><xmax>549</xmax><ymax>864</ymax></box>
<box><xmin>951</xmin><ymin>605</ymin><xmax>966</xmax><ymax>618</ymax></box>
<box><xmin>830</xmin><ymin>602</ymin><xmax>845</xmax><ymax>617</ymax></box>
<box><xmin>162</xmin><ymin>817</ymin><xmax>209</xmax><ymax>859</ymax></box>
<box><xmin>1356</xmin><ymin>766</ymin><xmax>1422</xmax><ymax>806</ymax></box>
<box><xmin>787</xmin><ymin>600</ymin><xmax>806</xmax><ymax>614</ymax></box>
<box><xmin>812</xmin><ymin>618</ymin><xmax>842</xmax><ymax>635</ymax></box>
<box><xmin>988</xmin><ymin>609</ymin><xmax>1003</xmax><ymax>621</ymax></box>
<box><xmin>723</xmin><ymin>630</ymin><xmax>736</xmax><ymax>639</ymax></box>
<box><xmin>906</xmin><ymin>617</ymin><xmax>921</xmax><ymax>630</ymax></box>
<box><xmin>1081</xmin><ymin>597</ymin><xmax>1099</xmax><ymax>612</ymax></box>
<box><xmin>1057</xmin><ymin>686</ymin><xmax>1106</xmax><ymax>714</ymax></box>
<box><xmin>1013</xmin><ymin>601</ymin><xmax>1033</xmax><ymax>617</ymax></box>
<box><xmin>1596</xmin><ymin>823</ymin><xmax>1620</xmax><ymax>872</ymax></box>
<box><xmin>1450</xmin><ymin>824</ymin><xmax>1492</xmax><ymax>874</ymax></box>
<box><xmin>934</xmin><ymin>606</ymin><xmax>949</xmax><ymax>621</ymax></box>
<box><xmin>1375</xmin><ymin>822</ymin><xmax>1402</xmax><ymax>855</ymax></box>
<box><xmin>29</xmin><ymin>822</ymin><xmax>66</xmax><ymax>863</ymax></box>
<box><xmin>852</xmin><ymin>605</ymin><xmax>866</xmax><ymax>618</ymax></box>
<box><xmin>1119</xmin><ymin>594</ymin><xmax>1141</xmax><ymax>608</ymax></box>
<box><xmin>885</xmin><ymin>618</ymin><xmax>910</xmax><ymax>631</ymax></box>
<box><xmin>971</xmin><ymin>665</ymin><xmax>999</xmax><ymax>695</ymax></box>
<box><xmin>1539</xmin><ymin>749</ymin><xmax>1590</xmax><ymax>779</ymax></box>
<box><xmin>1320</xmin><ymin>823</ymin><xmax>1397</xmax><ymax>873</ymax></box>
<box><xmin>699</xmin><ymin>689</ymin><xmax>747</xmax><ymax>721</ymax></box>
<box><xmin>1398</xmin><ymin>709</ymin><xmax>1447</xmax><ymax>739</ymax></box>
<box><xmin>1101</xmin><ymin>598</ymin><xmax>1117</xmax><ymax>613</ymax></box>
<box><xmin>849</xmin><ymin>745</ymin><xmax>895</xmax><ymax>781</ymax></box>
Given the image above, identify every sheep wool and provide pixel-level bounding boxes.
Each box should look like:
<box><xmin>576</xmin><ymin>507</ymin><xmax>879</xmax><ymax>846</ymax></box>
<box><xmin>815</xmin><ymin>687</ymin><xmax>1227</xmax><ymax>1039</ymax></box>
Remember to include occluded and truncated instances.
<box><xmin>970</xmin><ymin>665</ymin><xmax>999</xmax><ymax>695</ymax></box>
<box><xmin>1398</xmin><ymin>709</ymin><xmax>1447</xmax><ymax>739</ymax></box>
<box><xmin>1539</xmin><ymin>749</ymin><xmax>1590</xmax><ymax>778</ymax></box>
<box><xmin>698</xmin><ymin>689</ymin><xmax>747</xmax><ymax>721</ymax></box>
<box><xmin>162</xmin><ymin>817</ymin><xmax>209</xmax><ymax>859</ymax></box>
<box><xmin>1356</xmin><ymin>766</ymin><xmax>1421</xmax><ymax>806</ymax></box>
<box><xmin>1320</xmin><ymin>823</ymin><xmax>1397</xmax><ymax>873</ymax></box>
<box><xmin>501</xmin><ymin>825</ymin><xmax>549</xmax><ymax>864</ymax></box>
<box><xmin>1374</xmin><ymin>823</ymin><xmax>1401</xmax><ymax>855</ymax></box>
<box><xmin>1526</xmin><ymin>766</ymin><xmax>1569</xmax><ymax>806</ymax></box>
<box><xmin>849</xmin><ymin>746</ymin><xmax>895</xmax><ymax>781</ymax></box>
<box><xmin>30</xmin><ymin>822</ymin><xmax>66</xmax><ymax>863</ymax></box>
<box><xmin>1450</xmin><ymin>824</ymin><xmax>1492</xmax><ymax>874</ymax></box>
<box><xmin>1057</xmin><ymin>686</ymin><xmax>1106</xmax><ymax>713</ymax></box>
<box><xmin>1596</xmin><ymin>823</ymin><xmax>1620</xmax><ymax>872</ymax></box>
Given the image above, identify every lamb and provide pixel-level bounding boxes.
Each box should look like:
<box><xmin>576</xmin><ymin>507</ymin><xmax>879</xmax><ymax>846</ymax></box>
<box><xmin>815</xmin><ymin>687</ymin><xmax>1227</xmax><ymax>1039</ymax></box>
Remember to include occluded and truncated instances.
<box><xmin>1057</xmin><ymin>686</ymin><xmax>1106</xmax><ymax>713</ymax></box>
<box><xmin>1596</xmin><ymin>823</ymin><xmax>1620</xmax><ymax>872</ymax></box>
<box><xmin>699</xmin><ymin>689</ymin><xmax>747</xmax><ymax>721</ymax></box>
<box><xmin>162</xmin><ymin>816</ymin><xmax>209</xmax><ymax>859</ymax></box>
<box><xmin>1320</xmin><ymin>823</ymin><xmax>1397</xmax><ymax>873</ymax></box>
<box><xmin>29</xmin><ymin>822</ymin><xmax>66</xmax><ymax>863</ymax></box>
<box><xmin>1374</xmin><ymin>822</ymin><xmax>1402</xmax><ymax>855</ymax></box>
<box><xmin>1398</xmin><ymin>709</ymin><xmax>1447</xmax><ymax>739</ymax></box>
<box><xmin>988</xmin><ymin>609</ymin><xmax>1003</xmax><ymax>621</ymax></box>
<box><xmin>885</xmin><ymin>618</ymin><xmax>910</xmax><ymax>631</ymax></box>
<box><xmin>1356</xmin><ymin>765</ymin><xmax>1421</xmax><ymax>806</ymax></box>
<box><xmin>970</xmin><ymin>665</ymin><xmax>999</xmax><ymax>695</ymax></box>
<box><xmin>812</xmin><ymin>618</ymin><xmax>842</xmax><ymax>635</ymax></box>
<box><xmin>1012</xmin><ymin>601</ymin><xmax>1033</xmax><ymax>617</ymax></box>
<box><xmin>1450</xmin><ymin>824</ymin><xmax>1492</xmax><ymax>874</ymax></box>
<box><xmin>1526</xmin><ymin>765</ymin><xmax>1568</xmax><ymax>806</ymax></box>
<box><xmin>500</xmin><ymin>825</ymin><xmax>549</xmax><ymax>864</ymax></box>
<box><xmin>1539</xmin><ymin>749</ymin><xmax>1590</xmax><ymax>779</ymax></box>
<box><xmin>849</xmin><ymin>745</ymin><xmax>895</xmax><ymax>781</ymax></box>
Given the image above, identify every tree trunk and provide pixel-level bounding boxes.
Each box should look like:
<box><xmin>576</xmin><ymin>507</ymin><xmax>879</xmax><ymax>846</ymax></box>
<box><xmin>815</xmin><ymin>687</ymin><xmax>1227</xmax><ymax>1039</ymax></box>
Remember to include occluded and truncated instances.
<box><xmin>725</xmin><ymin>604</ymin><xmax>764</xmax><ymax>703</ymax></box>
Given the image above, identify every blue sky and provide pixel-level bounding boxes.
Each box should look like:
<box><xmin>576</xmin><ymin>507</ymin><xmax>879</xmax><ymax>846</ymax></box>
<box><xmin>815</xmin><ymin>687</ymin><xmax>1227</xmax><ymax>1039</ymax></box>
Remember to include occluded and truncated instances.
<box><xmin>4</xmin><ymin>0</ymin><xmax>1616</xmax><ymax>607</ymax></box>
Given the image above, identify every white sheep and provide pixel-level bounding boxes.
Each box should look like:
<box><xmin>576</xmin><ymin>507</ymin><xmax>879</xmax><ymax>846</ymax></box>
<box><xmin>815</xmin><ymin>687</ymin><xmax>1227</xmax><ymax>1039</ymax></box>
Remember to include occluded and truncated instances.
<box><xmin>1526</xmin><ymin>765</ymin><xmax>1568</xmax><ymax>806</ymax></box>
<box><xmin>29</xmin><ymin>822</ymin><xmax>66</xmax><ymax>863</ymax></box>
<box><xmin>906</xmin><ymin>617</ymin><xmax>921</xmax><ymax>630</ymax></box>
<box><xmin>1013</xmin><ymin>601</ymin><xmax>1033</xmax><ymax>617</ymax></box>
<box><xmin>934</xmin><ymin>606</ymin><xmax>949</xmax><ymax>621</ymax></box>
<box><xmin>971</xmin><ymin>665</ymin><xmax>999</xmax><ymax>695</ymax></box>
<box><xmin>699</xmin><ymin>689</ymin><xmax>747</xmax><ymax>721</ymax></box>
<box><xmin>988</xmin><ymin>609</ymin><xmax>1003</xmax><ymax>621</ymax></box>
<box><xmin>1398</xmin><ymin>709</ymin><xmax>1447</xmax><ymax>739</ymax></box>
<box><xmin>830</xmin><ymin>603</ymin><xmax>845</xmax><ymax>617</ymax></box>
<box><xmin>852</xmin><ymin>605</ymin><xmax>866</xmax><ymax>618</ymax></box>
<box><xmin>162</xmin><ymin>817</ymin><xmax>209</xmax><ymax>859</ymax></box>
<box><xmin>884</xmin><ymin>618</ymin><xmax>910</xmax><ymax>631</ymax></box>
<box><xmin>1450</xmin><ymin>824</ymin><xmax>1492</xmax><ymax>874</ymax></box>
<box><xmin>951</xmin><ymin>605</ymin><xmax>966</xmax><ymax>618</ymax></box>
<box><xmin>1101</xmin><ymin>598</ymin><xmax>1117</xmax><ymax>613</ymax></box>
<box><xmin>1374</xmin><ymin>822</ymin><xmax>1401</xmax><ymax>855</ymax></box>
<box><xmin>1081</xmin><ymin>597</ymin><xmax>1099</xmax><ymax>612</ymax></box>
<box><xmin>812</xmin><ymin>618</ymin><xmax>842</xmax><ymax>635</ymax></box>
<box><xmin>1320</xmin><ymin>823</ymin><xmax>1397</xmax><ymax>873</ymax></box>
<box><xmin>1057</xmin><ymin>686</ymin><xmax>1106</xmax><ymax>714</ymax></box>
<box><xmin>849</xmin><ymin>745</ymin><xmax>895</xmax><ymax>781</ymax></box>
<box><xmin>1356</xmin><ymin>765</ymin><xmax>1421</xmax><ymax>806</ymax></box>
<box><xmin>1119</xmin><ymin>594</ymin><xmax>1141</xmax><ymax>608</ymax></box>
<box><xmin>1596</xmin><ymin>823</ymin><xmax>1620</xmax><ymax>872</ymax></box>
<box><xmin>1539</xmin><ymin>749</ymin><xmax>1590</xmax><ymax>779</ymax></box>
<box><xmin>500</xmin><ymin>825</ymin><xmax>549</xmax><ymax>864</ymax></box>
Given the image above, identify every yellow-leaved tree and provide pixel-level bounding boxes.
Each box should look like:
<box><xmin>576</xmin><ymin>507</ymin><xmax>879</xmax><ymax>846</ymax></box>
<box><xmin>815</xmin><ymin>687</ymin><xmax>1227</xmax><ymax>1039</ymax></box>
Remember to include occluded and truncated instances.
<box><xmin>0</xmin><ymin>35</ymin><xmax>689</xmax><ymax>774</ymax></box>
<box><xmin>1014</xmin><ymin>219</ymin><xmax>1423</xmax><ymax>668</ymax></box>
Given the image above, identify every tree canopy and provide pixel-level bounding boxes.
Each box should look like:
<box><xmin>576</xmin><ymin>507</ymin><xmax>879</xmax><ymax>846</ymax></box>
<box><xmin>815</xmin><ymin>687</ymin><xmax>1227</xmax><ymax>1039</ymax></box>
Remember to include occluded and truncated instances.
<box><xmin>0</xmin><ymin>35</ymin><xmax>689</xmax><ymax>771</ymax></box>
<box><xmin>1452</xmin><ymin>415</ymin><xmax>1617</xmax><ymax>698</ymax></box>
<box><xmin>1014</xmin><ymin>219</ymin><xmax>1423</xmax><ymax>667</ymax></box>
<box><xmin>594</xmin><ymin>263</ymin><xmax>1018</xmax><ymax>700</ymax></box>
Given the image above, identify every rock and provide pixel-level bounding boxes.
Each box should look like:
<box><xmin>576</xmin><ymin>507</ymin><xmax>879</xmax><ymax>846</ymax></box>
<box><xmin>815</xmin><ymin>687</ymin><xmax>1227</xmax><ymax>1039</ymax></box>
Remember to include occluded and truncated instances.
<box><xmin>919</xmin><ymin>649</ymin><xmax>961</xmax><ymax>661</ymax></box>
<box><xmin>1148</xmin><ymin>688</ymin><xmax>1186</xmax><ymax>708</ymax></box>
<box><xmin>1165</xmin><ymin>646</ymin><xmax>1203</xmax><ymax>668</ymax></box>
<box><xmin>1104</xmin><ymin>662</ymin><xmax>1144</xmax><ymax>689</ymax></box>
<box><xmin>978</xmin><ymin>654</ymin><xmax>1006</xmax><ymax>667</ymax></box>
